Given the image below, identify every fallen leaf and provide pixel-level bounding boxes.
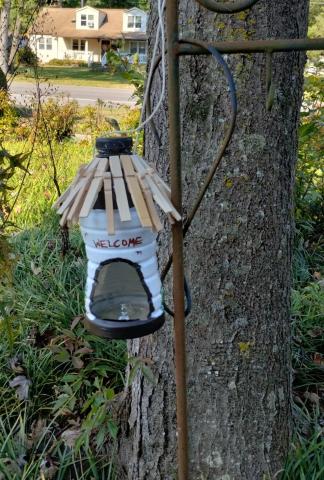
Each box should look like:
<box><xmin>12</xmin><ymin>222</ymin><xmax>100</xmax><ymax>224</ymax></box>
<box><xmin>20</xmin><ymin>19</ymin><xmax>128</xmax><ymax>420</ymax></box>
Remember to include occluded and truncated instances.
<box><xmin>31</xmin><ymin>261</ymin><xmax>42</xmax><ymax>276</ymax></box>
<box><xmin>9</xmin><ymin>375</ymin><xmax>32</xmax><ymax>400</ymax></box>
<box><xmin>9</xmin><ymin>355</ymin><xmax>24</xmax><ymax>373</ymax></box>
<box><xmin>314</xmin><ymin>353</ymin><xmax>324</xmax><ymax>366</ymax></box>
<box><xmin>72</xmin><ymin>356</ymin><xmax>84</xmax><ymax>369</ymax></box>
<box><xmin>27</xmin><ymin>418</ymin><xmax>47</xmax><ymax>449</ymax></box>
<box><xmin>40</xmin><ymin>457</ymin><xmax>58</xmax><ymax>479</ymax></box>
<box><xmin>61</xmin><ymin>428</ymin><xmax>81</xmax><ymax>448</ymax></box>
<box><xmin>74</xmin><ymin>347</ymin><xmax>93</xmax><ymax>355</ymax></box>
<box><xmin>71</xmin><ymin>315</ymin><xmax>83</xmax><ymax>330</ymax></box>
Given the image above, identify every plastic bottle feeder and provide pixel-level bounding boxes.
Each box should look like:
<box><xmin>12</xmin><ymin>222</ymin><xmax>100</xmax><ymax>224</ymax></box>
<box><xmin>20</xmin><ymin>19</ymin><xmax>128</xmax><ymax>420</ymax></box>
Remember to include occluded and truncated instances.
<box><xmin>53</xmin><ymin>137</ymin><xmax>181</xmax><ymax>339</ymax></box>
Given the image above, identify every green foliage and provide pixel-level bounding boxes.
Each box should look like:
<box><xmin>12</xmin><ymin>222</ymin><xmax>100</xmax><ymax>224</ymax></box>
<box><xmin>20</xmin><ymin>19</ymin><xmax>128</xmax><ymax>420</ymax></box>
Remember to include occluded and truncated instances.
<box><xmin>0</xmin><ymin>214</ymin><xmax>126</xmax><ymax>478</ymax></box>
<box><xmin>62</xmin><ymin>0</ymin><xmax>148</xmax><ymax>8</ymax></box>
<box><xmin>287</xmin><ymin>68</ymin><xmax>324</xmax><ymax>479</ymax></box>
<box><xmin>36</xmin><ymin>98</ymin><xmax>79</xmax><ymax>143</ymax></box>
<box><xmin>15</xmin><ymin>46</ymin><xmax>38</xmax><ymax>68</ymax></box>
<box><xmin>122</xmin><ymin>66</ymin><xmax>145</xmax><ymax>105</ymax></box>
<box><xmin>46</xmin><ymin>58</ymin><xmax>87</xmax><ymax>67</ymax></box>
<box><xmin>7</xmin><ymin>140</ymin><xmax>92</xmax><ymax>229</ymax></box>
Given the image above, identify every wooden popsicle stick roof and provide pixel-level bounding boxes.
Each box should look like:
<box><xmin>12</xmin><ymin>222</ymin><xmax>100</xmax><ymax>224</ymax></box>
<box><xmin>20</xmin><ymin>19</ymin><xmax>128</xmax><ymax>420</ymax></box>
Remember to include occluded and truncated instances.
<box><xmin>53</xmin><ymin>154</ymin><xmax>181</xmax><ymax>233</ymax></box>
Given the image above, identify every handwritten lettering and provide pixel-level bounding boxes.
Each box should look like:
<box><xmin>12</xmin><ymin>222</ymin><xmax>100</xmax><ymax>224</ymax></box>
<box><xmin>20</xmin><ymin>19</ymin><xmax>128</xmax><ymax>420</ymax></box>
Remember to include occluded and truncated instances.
<box><xmin>94</xmin><ymin>237</ymin><xmax>143</xmax><ymax>249</ymax></box>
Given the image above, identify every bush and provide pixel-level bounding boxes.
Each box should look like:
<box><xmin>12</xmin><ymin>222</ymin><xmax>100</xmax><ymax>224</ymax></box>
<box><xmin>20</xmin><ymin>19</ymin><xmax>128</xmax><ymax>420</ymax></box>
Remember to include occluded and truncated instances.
<box><xmin>46</xmin><ymin>58</ymin><xmax>86</xmax><ymax>67</ymax></box>
<box><xmin>0</xmin><ymin>90</ymin><xmax>18</xmax><ymax>138</ymax></box>
<box><xmin>35</xmin><ymin>98</ymin><xmax>79</xmax><ymax>142</ymax></box>
<box><xmin>16</xmin><ymin>45</ymin><xmax>38</xmax><ymax>67</ymax></box>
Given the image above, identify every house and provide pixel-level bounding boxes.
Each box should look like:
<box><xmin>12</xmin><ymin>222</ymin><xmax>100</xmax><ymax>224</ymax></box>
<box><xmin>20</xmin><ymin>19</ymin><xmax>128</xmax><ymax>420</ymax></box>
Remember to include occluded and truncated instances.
<box><xmin>28</xmin><ymin>7</ymin><xmax>148</xmax><ymax>64</ymax></box>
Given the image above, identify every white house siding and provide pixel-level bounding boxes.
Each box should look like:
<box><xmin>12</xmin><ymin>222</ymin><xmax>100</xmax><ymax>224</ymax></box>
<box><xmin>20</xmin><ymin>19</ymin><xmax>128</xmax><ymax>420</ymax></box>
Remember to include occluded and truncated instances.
<box><xmin>122</xmin><ymin>8</ymin><xmax>147</xmax><ymax>33</ymax></box>
<box><xmin>29</xmin><ymin>35</ymin><xmax>69</xmax><ymax>62</ymax></box>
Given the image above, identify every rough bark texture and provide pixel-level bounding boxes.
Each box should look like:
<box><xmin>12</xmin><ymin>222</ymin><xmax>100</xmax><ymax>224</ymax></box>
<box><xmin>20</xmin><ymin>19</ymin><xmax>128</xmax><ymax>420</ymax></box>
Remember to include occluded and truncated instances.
<box><xmin>0</xmin><ymin>0</ymin><xmax>11</xmax><ymax>77</ymax></box>
<box><xmin>117</xmin><ymin>1</ymin><xmax>308</xmax><ymax>479</ymax></box>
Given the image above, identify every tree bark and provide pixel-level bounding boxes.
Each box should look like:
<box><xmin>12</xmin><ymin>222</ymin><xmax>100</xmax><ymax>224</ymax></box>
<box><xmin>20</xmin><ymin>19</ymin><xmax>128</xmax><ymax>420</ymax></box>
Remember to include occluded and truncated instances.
<box><xmin>0</xmin><ymin>0</ymin><xmax>11</xmax><ymax>77</ymax></box>
<box><xmin>117</xmin><ymin>1</ymin><xmax>308</xmax><ymax>479</ymax></box>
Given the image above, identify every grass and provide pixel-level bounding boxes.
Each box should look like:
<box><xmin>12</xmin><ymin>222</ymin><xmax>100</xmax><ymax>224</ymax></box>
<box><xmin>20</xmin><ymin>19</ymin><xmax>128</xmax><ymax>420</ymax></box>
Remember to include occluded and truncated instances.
<box><xmin>14</xmin><ymin>66</ymin><xmax>133</xmax><ymax>89</ymax></box>
<box><xmin>0</xmin><ymin>209</ymin><xmax>127</xmax><ymax>479</ymax></box>
<box><xmin>0</xmin><ymin>78</ymin><xmax>323</xmax><ymax>478</ymax></box>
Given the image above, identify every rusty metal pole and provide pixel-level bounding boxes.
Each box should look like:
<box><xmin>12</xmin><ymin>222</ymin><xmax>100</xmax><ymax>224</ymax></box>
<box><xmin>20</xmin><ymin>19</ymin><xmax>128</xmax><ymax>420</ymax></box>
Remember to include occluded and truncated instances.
<box><xmin>166</xmin><ymin>0</ymin><xmax>189</xmax><ymax>479</ymax></box>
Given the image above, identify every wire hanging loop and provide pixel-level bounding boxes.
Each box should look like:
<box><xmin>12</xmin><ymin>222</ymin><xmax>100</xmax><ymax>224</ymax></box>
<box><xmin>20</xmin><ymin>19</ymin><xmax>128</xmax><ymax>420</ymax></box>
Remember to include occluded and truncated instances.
<box><xmin>161</xmin><ymin>41</ymin><xmax>237</xmax><ymax>320</ymax></box>
<box><xmin>195</xmin><ymin>0</ymin><xmax>260</xmax><ymax>14</ymax></box>
<box><xmin>266</xmin><ymin>50</ymin><xmax>275</xmax><ymax>111</ymax></box>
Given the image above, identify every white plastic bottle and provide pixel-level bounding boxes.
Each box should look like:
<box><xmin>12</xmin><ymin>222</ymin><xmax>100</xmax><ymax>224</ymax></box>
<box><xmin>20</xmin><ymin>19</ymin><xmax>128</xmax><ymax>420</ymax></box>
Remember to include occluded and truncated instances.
<box><xmin>80</xmin><ymin>207</ymin><xmax>165</xmax><ymax>339</ymax></box>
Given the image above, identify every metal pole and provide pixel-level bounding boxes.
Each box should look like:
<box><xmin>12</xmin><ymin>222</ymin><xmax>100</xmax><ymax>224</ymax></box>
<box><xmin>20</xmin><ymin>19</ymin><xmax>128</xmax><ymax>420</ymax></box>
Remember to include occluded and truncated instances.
<box><xmin>179</xmin><ymin>37</ymin><xmax>324</xmax><ymax>55</ymax></box>
<box><xmin>166</xmin><ymin>1</ymin><xmax>189</xmax><ymax>479</ymax></box>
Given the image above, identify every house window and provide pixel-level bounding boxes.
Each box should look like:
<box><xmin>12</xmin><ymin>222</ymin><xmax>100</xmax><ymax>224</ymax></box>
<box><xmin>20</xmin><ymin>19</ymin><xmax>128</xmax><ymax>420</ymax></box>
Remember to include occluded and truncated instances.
<box><xmin>138</xmin><ymin>42</ymin><xmax>146</xmax><ymax>55</ymax></box>
<box><xmin>46</xmin><ymin>38</ymin><xmax>52</xmax><ymax>50</ymax></box>
<box><xmin>72</xmin><ymin>39</ymin><xmax>86</xmax><ymax>51</ymax></box>
<box><xmin>80</xmin><ymin>13</ymin><xmax>95</xmax><ymax>28</ymax></box>
<box><xmin>130</xmin><ymin>41</ymin><xmax>138</xmax><ymax>54</ymax></box>
<box><xmin>88</xmin><ymin>14</ymin><xmax>94</xmax><ymax>28</ymax></box>
<box><xmin>38</xmin><ymin>37</ymin><xmax>45</xmax><ymax>50</ymax></box>
<box><xmin>128</xmin><ymin>15</ymin><xmax>141</xmax><ymax>29</ymax></box>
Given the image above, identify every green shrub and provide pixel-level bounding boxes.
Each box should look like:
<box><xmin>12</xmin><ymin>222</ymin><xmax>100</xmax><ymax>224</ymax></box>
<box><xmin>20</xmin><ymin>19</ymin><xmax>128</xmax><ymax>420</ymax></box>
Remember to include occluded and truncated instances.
<box><xmin>36</xmin><ymin>98</ymin><xmax>79</xmax><ymax>142</ymax></box>
<box><xmin>16</xmin><ymin>45</ymin><xmax>38</xmax><ymax>67</ymax></box>
<box><xmin>46</xmin><ymin>58</ymin><xmax>86</xmax><ymax>67</ymax></box>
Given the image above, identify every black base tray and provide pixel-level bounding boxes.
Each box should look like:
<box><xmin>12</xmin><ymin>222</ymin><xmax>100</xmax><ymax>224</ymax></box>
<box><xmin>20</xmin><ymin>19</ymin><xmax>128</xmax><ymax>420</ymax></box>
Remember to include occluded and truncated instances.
<box><xmin>83</xmin><ymin>314</ymin><xmax>165</xmax><ymax>340</ymax></box>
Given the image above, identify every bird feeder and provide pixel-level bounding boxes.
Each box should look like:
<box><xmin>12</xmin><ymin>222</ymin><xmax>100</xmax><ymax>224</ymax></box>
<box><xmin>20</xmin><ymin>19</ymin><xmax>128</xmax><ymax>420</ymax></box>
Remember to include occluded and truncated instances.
<box><xmin>53</xmin><ymin>137</ymin><xmax>181</xmax><ymax>339</ymax></box>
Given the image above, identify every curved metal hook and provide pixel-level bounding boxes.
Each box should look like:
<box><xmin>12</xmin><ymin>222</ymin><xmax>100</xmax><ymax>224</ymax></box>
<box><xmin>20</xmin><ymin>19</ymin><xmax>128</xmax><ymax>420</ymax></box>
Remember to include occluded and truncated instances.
<box><xmin>195</xmin><ymin>0</ymin><xmax>260</xmax><ymax>14</ymax></box>
<box><xmin>162</xmin><ymin>39</ymin><xmax>237</xmax><ymax>281</ymax></box>
<box><xmin>164</xmin><ymin>276</ymin><xmax>192</xmax><ymax>318</ymax></box>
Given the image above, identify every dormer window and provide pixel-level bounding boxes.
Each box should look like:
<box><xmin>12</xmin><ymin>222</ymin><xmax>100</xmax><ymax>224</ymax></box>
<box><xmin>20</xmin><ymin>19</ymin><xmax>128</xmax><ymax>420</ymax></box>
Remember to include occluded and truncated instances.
<box><xmin>128</xmin><ymin>15</ymin><xmax>141</xmax><ymax>29</ymax></box>
<box><xmin>80</xmin><ymin>13</ymin><xmax>95</xmax><ymax>28</ymax></box>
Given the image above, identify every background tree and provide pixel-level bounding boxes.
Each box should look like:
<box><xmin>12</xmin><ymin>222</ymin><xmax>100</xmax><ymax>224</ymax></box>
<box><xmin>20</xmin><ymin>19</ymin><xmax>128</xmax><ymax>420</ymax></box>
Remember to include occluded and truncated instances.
<box><xmin>117</xmin><ymin>1</ymin><xmax>309</xmax><ymax>479</ymax></box>
<box><xmin>61</xmin><ymin>0</ymin><xmax>149</xmax><ymax>9</ymax></box>
<box><xmin>0</xmin><ymin>0</ymin><xmax>41</xmax><ymax>81</ymax></box>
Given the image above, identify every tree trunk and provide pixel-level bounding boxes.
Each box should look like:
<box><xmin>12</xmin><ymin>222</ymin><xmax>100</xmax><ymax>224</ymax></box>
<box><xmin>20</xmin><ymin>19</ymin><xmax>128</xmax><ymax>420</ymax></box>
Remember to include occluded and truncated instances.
<box><xmin>0</xmin><ymin>0</ymin><xmax>11</xmax><ymax>77</ymax></box>
<box><xmin>117</xmin><ymin>1</ymin><xmax>308</xmax><ymax>479</ymax></box>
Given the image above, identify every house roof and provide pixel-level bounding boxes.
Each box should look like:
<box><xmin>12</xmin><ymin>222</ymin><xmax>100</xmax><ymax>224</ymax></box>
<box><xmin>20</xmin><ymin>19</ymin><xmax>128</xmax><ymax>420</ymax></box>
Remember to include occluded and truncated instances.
<box><xmin>29</xmin><ymin>7</ymin><xmax>147</xmax><ymax>41</ymax></box>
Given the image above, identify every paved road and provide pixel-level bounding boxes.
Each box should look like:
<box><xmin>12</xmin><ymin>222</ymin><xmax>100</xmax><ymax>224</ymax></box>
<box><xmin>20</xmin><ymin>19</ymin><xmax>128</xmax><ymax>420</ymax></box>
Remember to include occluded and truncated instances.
<box><xmin>10</xmin><ymin>81</ymin><xmax>135</xmax><ymax>107</ymax></box>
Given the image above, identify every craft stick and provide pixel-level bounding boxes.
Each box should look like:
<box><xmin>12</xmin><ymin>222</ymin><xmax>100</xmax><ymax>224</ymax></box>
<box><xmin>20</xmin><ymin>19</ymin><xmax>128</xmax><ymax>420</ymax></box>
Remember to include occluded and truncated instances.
<box><xmin>131</xmin><ymin>154</ymin><xmax>147</xmax><ymax>176</ymax></box>
<box><xmin>56</xmin><ymin>173</ymin><xmax>89</xmax><ymax>215</ymax></box>
<box><xmin>120</xmin><ymin>155</ymin><xmax>152</xmax><ymax>228</ymax></box>
<box><xmin>79</xmin><ymin>177</ymin><xmax>103</xmax><ymax>218</ymax></box>
<box><xmin>96</xmin><ymin>157</ymin><xmax>108</xmax><ymax>175</ymax></box>
<box><xmin>103</xmin><ymin>173</ymin><xmax>115</xmax><ymax>235</ymax></box>
<box><xmin>109</xmin><ymin>156</ymin><xmax>123</xmax><ymax>178</ymax></box>
<box><xmin>109</xmin><ymin>156</ymin><xmax>131</xmax><ymax>222</ymax></box>
<box><xmin>85</xmin><ymin>156</ymin><xmax>100</xmax><ymax>172</ymax></box>
<box><xmin>152</xmin><ymin>171</ymin><xmax>171</xmax><ymax>199</ymax></box>
<box><xmin>67</xmin><ymin>172</ymin><xmax>93</xmax><ymax>223</ymax></box>
<box><xmin>133</xmin><ymin>155</ymin><xmax>171</xmax><ymax>198</ymax></box>
<box><xmin>147</xmin><ymin>172</ymin><xmax>181</xmax><ymax>221</ymax></box>
<box><xmin>127</xmin><ymin>176</ymin><xmax>153</xmax><ymax>228</ymax></box>
<box><xmin>120</xmin><ymin>155</ymin><xmax>135</xmax><ymax>176</ymax></box>
<box><xmin>144</xmin><ymin>173</ymin><xmax>181</xmax><ymax>222</ymax></box>
<box><xmin>138</xmin><ymin>174</ymin><xmax>163</xmax><ymax>232</ymax></box>
<box><xmin>59</xmin><ymin>203</ymin><xmax>71</xmax><ymax>227</ymax></box>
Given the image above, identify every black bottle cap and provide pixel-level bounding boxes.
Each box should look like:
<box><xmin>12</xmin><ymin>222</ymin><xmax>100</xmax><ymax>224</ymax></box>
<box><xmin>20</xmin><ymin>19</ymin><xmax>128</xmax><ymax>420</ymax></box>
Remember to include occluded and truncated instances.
<box><xmin>95</xmin><ymin>137</ymin><xmax>133</xmax><ymax>157</ymax></box>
